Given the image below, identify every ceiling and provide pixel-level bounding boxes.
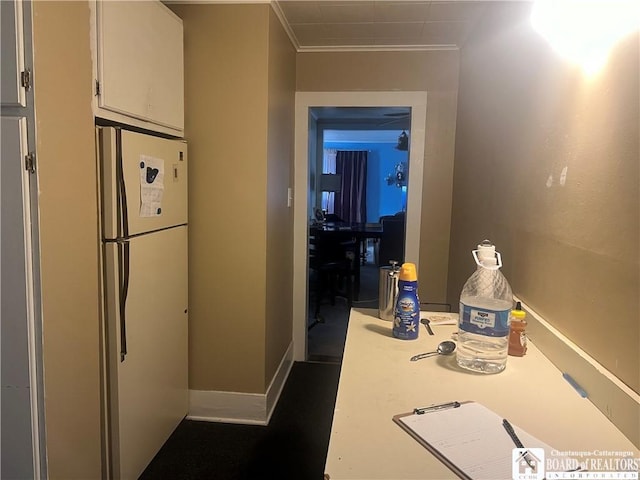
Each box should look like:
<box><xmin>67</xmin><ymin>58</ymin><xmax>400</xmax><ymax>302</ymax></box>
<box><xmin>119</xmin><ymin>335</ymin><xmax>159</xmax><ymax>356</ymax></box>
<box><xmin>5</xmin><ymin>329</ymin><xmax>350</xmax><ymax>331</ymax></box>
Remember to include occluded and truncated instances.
<box><xmin>273</xmin><ymin>0</ymin><xmax>490</xmax><ymax>52</ymax></box>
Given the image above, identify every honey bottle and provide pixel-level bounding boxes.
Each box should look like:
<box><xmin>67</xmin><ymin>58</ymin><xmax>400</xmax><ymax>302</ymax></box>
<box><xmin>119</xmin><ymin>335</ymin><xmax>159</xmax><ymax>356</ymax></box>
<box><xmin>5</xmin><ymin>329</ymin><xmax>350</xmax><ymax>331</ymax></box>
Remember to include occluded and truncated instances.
<box><xmin>508</xmin><ymin>302</ymin><xmax>527</xmax><ymax>356</ymax></box>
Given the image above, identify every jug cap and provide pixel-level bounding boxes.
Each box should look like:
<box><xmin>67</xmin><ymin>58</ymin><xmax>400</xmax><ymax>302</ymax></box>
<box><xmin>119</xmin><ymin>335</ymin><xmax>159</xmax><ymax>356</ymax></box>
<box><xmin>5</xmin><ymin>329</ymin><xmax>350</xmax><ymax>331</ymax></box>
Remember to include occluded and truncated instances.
<box><xmin>399</xmin><ymin>262</ymin><xmax>417</xmax><ymax>281</ymax></box>
<box><xmin>477</xmin><ymin>240</ymin><xmax>496</xmax><ymax>261</ymax></box>
<box><xmin>472</xmin><ymin>240</ymin><xmax>502</xmax><ymax>270</ymax></box>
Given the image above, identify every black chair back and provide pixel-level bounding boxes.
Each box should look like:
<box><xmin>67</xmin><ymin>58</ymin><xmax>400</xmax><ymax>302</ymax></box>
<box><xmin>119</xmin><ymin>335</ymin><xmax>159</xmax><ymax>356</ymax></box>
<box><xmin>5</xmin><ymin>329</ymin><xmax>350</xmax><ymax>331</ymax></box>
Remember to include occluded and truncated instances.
<box><xmin>378</xmin><ymin>215</ymin><xmax>405</xmax><ymax>266</ymax></box>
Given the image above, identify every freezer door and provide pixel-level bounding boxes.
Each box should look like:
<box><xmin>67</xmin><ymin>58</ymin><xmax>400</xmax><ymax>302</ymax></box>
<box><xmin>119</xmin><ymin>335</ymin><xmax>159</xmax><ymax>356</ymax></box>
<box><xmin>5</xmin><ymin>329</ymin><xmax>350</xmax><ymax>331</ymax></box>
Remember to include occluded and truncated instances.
<box><xmin>103</xmin><ymin>226</ymin><xmax>188</xmax><ymax>479</ymax></box>
<box><xmin>99</xmin><ymin>127</ymin><xmax>187</xmax><ymax>239</ymax></box>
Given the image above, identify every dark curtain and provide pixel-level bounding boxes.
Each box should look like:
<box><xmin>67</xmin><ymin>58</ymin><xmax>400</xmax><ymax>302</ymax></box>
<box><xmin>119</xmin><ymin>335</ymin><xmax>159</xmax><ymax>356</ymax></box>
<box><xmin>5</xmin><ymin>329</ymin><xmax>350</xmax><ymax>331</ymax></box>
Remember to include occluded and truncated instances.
<box><xmin>335</xmin><ymin>150</ymin><xmax>367</xmax><ymax>223</ymax></box>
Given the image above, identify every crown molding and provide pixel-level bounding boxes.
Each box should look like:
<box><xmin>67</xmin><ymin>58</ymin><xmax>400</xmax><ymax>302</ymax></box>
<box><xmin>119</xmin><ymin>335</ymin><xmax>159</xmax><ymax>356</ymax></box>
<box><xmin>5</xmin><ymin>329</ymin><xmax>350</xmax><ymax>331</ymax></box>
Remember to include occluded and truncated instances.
<box><xmin>295</xmin><ymin>44</ymin><xmax>460</xmax><ymax>53</ymax></box>
<box><xmin>270</xmin><ymin>0</ymin><xmax>301</xmax><ymax>51</ymax></box>
<box><xmin>168</xmin><ymin>0</ymin><xmax>463</xmax><ymax>53</ymax></box>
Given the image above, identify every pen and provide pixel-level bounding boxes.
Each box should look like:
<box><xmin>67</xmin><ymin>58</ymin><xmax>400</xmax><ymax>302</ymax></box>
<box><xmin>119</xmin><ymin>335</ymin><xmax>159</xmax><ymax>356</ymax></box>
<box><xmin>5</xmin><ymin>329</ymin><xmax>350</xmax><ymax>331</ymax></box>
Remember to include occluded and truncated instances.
<box><xmin>502</xmin><ymin>419</ymin><xmax>536</xmax><ymax>471</ymax></box>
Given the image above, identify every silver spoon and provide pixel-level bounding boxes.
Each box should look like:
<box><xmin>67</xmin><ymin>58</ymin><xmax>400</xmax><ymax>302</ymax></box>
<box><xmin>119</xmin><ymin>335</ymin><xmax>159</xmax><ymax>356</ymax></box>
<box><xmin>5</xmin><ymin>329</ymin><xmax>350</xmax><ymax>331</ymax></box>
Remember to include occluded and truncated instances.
<box><xmin>420</xmin><ymin>317</ymin><xmax>434</xmax><ymax>335</ymax></box>
<box><xmin>410</xmin><ymin>340</ymin><xmax>456</xmax><ymax>361</ymax></box>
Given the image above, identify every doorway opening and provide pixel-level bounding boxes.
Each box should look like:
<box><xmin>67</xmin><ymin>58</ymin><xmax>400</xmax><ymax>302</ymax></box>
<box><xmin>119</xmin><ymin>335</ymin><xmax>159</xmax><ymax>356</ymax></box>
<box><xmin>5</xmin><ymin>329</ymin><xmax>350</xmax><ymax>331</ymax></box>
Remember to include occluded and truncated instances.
<box><xmin>306</xmin><ymin>108</ymin><xmax>411</xmax><ymax>362</ymax></box>
<box><xmin>293</xmin><ymin>91</ymin><xmax>428</xmax><ymax>362</ymax></box>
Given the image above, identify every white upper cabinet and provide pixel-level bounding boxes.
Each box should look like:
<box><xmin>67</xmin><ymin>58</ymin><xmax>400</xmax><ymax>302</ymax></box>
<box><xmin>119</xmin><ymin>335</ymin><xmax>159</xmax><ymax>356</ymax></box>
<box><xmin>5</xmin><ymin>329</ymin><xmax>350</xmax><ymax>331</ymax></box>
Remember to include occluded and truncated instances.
<box><xmin>93</xmin><ymin>0</ymin><xmax>184</xmax><ymax>136</ymax></box>
<box><xmin>1</xmin><ymin>0</ymin><xmax>27</xmax><ymax>107</ymax></box>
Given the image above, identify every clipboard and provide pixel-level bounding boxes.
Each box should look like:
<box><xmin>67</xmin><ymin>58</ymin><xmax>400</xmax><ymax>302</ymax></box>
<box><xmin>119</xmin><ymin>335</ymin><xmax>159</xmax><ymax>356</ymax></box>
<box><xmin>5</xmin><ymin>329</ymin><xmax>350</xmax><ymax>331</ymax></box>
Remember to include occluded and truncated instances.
<box><xmin>393</xmin><ymin>401</ymin><xmax>554</xmax><ymax>480</ymax></box>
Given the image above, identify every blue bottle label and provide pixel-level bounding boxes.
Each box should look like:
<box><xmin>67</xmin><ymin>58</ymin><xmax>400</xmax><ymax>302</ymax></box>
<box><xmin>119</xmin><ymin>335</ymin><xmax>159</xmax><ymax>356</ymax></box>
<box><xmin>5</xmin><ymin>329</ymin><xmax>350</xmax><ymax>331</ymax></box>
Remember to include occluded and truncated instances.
<box><xmin>393</xmin><ymin>281</ymin><xmax>419</xmax><ymax>340</ymax></box>
<box><xmin>459</xmin><ymin>303</ymin><xmax>510</xmax><ymax>337</ymax></box>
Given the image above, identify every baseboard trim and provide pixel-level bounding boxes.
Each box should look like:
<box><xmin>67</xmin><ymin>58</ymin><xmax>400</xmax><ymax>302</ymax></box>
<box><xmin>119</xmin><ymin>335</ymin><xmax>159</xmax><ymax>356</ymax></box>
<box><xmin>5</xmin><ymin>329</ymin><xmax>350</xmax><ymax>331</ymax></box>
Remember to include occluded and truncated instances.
<box><xmin>264</xmin><ymin>342</ymin><xmax>294</xmax><ymax>424</ymax></box>
<box><xmin>187</xmin><ymin>342</ymin><xmax>294</xmax><ymax>426</ymax></box>
<box><xmin>515</xmin><ymin>296</ymin><xmax>640</xmax><ymax>448</ymax></box>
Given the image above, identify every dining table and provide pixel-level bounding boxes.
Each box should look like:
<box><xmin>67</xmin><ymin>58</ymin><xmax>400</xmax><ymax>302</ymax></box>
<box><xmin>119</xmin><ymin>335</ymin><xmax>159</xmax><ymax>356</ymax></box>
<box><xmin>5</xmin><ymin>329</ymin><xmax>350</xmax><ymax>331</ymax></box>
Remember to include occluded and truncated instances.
<box><xmin>309</xmin><ymin>222</ymin><xmax>383</xmax><ymax>300</ymax></box>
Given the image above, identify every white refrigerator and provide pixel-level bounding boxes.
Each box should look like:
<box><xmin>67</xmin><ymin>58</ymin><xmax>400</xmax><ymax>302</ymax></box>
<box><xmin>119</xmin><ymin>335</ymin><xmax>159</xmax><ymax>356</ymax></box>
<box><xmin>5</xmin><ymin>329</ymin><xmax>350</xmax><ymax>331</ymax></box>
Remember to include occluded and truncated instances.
<box><xmin>96</xmin><ymin>126</ymin><xmax>188</xmax><ymax>479</ymax></box>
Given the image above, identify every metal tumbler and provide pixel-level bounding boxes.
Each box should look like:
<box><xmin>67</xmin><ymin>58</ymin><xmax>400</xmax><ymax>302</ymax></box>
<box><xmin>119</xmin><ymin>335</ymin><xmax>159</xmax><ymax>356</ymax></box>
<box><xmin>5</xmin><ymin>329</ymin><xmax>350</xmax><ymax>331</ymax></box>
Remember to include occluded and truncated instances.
<box><xmin>378</xmin><ymin>261</ymin><xmax>400</xmax><ymax>321</ymax></box>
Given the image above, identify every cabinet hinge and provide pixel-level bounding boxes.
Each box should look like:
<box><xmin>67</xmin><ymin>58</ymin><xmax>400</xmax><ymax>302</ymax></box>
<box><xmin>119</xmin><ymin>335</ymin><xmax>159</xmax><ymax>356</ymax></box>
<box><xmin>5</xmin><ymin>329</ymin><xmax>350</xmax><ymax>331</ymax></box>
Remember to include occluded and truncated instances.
<box><xmin>95</xmin><ymin>80</ymin><xmax>101</xmax><ymax>96</ymax></box>
<box><xmin>21</xmin><ymin>69</ymin><xmax>32</xmax><ymax>91</ymax></box>
<box><xmin>25</xmin><ymin>152</ymin><xmax>36</xmax><ymax>174</ymax></box>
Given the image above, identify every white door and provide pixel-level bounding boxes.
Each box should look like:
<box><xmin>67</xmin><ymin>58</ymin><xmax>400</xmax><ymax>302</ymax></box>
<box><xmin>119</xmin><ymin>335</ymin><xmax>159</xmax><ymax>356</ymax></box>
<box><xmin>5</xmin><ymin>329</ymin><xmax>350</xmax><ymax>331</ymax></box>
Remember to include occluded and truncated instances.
<box><xmin>1</xmin><ymin>1</ymin><xmax>44</xmax><ymax>476</ymax></box>
<box><xmin>104</xmin><ymin>226</ymin><xmax>188</xmax><ymax>480</ymax></box>
<box><xmin>1</xmin><ymin>117</ymin><xmax>38</xmax><ymax>479</ymax></box>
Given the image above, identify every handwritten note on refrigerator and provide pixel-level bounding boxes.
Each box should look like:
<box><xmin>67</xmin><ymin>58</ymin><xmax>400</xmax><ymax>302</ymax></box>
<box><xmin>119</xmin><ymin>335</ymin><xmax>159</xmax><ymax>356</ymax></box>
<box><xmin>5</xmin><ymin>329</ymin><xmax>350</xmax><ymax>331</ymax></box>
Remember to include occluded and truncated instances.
<box><xmin>139</xmin><ymin>155</ymin><xmax>164</xmax><ymax>217</ymax></box>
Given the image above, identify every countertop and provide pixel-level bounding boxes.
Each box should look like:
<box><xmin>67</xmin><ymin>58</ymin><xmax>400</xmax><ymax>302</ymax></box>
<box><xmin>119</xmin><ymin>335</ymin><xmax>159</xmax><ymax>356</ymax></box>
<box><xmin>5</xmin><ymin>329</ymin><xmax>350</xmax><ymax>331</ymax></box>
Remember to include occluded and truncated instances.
<box><xmin>324</xmin><ymin>308</ymin><xmax>638</xmax><ymax>479</ymax></box>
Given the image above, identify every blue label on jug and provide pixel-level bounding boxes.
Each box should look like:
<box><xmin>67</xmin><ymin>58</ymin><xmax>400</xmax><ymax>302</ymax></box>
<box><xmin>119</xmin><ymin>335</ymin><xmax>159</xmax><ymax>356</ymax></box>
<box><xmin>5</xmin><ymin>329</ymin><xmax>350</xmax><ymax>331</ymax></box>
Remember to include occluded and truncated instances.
<box><xmin>459</xmin><ymin>303</ymin><xmax>510</xmax><ymax>337</ymax></box>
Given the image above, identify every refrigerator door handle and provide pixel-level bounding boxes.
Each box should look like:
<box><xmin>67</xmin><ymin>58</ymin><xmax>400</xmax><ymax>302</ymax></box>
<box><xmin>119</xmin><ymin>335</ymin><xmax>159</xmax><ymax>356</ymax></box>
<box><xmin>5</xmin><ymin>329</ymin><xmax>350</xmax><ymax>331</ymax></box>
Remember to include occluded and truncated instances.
<box><xmin>118</xmin><ymin>240</ymin><xmax>130</xmax><ymax>362</ymax></box>
<box><xmin>115</xmin><ymin>127</ymin><xmax>129</xmax><ymax>238</ymax></box>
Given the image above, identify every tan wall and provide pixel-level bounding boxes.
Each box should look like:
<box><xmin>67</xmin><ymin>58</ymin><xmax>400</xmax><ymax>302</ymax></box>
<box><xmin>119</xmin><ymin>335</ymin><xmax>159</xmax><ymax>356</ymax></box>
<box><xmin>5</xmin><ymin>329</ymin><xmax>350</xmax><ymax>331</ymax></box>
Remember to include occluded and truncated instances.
<box><xmin>296</xmin><ymin>51</ymin><xmax>460</xmax><ymax>302</ymax></box>
<box><xmin>448</xmin><ymin>4</ymin><xmax>639</xmax><ymax>392</ymax></box>
<box><xmin>32</xmin><ymin>1</ymin><xmax>103</xmax><ymax>478</ymax></box>
<box><xmin>172</xmin><ymin>3</ymin><xmax>296</xmax><ymax>394</ymax></box>
<box><xmin>265</xmin><ymin>8</ymin><xmax>296</xmax><ymax>383</ymax></box>
<box><xmin>296</xmin><ymin>50</ymin><xmax>459</xmax><ymax>92</ymax></box>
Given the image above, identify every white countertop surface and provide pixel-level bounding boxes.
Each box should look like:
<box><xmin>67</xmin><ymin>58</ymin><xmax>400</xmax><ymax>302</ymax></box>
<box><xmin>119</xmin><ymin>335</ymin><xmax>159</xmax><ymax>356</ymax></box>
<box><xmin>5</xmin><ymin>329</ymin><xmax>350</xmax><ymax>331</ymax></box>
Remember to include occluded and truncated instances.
<box><xmin>324</xmin><ymin>308</ymin><xmax>638</xmax><ymax>480</ymax></box>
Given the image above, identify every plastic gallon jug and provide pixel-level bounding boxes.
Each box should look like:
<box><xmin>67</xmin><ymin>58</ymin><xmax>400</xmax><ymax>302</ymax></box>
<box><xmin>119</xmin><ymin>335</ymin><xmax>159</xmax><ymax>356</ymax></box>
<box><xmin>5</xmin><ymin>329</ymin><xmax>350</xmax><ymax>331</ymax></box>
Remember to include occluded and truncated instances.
<box><xmin>378</xmin><ymin>261</ymin><xmax>400</xmax><ymax>321</ymax></box>
<box><xmin>392</xmin><ymin>262</ymin><xmax>420</xmax><ymax>340</ymax></box>
<box><xmin>456</xmin><ymin>240</ymin><xmax>513</xmax><ymax>373</ymax></box>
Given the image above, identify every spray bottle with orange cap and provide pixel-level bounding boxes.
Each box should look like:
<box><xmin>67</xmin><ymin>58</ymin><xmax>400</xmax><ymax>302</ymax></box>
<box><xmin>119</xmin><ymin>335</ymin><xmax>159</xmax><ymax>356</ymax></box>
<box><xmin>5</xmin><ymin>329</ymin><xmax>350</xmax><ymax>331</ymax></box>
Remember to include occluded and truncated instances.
<box><xmin>392</xmin><ymin>262</ymin><xmax>420</xmax><ymax>340</ymax></box>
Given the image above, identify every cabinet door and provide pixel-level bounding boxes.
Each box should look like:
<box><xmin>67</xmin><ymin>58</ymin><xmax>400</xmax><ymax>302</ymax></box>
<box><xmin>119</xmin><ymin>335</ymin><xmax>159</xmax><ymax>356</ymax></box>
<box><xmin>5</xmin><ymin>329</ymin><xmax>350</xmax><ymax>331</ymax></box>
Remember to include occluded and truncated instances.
<box><xmin>1</xmin><ymin>0</ymin><xmax>26</xmax><ymax>107</ymax></box>
<box><xmin>96</xmin><ymin>0</ymin><xmax>184</xmax><ymax>132</ymax></box>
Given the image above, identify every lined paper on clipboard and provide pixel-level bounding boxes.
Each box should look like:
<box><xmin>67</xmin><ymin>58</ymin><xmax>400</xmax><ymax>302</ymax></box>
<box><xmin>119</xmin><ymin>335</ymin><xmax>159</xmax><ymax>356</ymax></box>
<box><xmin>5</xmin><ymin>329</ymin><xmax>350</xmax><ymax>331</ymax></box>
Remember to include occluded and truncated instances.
<box><xmin>393</xmin><ymin>401</ymin><xmax>554</xmax><ymax>480</ymax></box>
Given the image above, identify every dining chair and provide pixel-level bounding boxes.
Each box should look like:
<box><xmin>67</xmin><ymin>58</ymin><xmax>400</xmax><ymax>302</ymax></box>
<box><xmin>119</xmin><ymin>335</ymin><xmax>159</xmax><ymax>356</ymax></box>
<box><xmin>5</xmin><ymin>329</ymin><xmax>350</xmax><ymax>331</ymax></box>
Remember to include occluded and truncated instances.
<box><xmin>377</xmin><ymin>213</ymin><xmax>406</xmax><ymax>266</ymax></box>
<box><xmin>308</xmin><ymin>228</ymin><xmax>356</xmax><ymax>330</ymax></box>
<box><xmin>323</xmin><ymin>213</ymin><xmax>344</xmax><ymax>223</ymax></box>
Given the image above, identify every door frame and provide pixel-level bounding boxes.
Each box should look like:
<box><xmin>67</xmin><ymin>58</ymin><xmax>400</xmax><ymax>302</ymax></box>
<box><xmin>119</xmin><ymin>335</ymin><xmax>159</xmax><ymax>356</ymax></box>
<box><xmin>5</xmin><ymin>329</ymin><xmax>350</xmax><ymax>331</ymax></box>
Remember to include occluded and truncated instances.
<box><xmin>293</xmin><ymin>91</ymin><xmax>428</xmax><ymax>361</ymax></box>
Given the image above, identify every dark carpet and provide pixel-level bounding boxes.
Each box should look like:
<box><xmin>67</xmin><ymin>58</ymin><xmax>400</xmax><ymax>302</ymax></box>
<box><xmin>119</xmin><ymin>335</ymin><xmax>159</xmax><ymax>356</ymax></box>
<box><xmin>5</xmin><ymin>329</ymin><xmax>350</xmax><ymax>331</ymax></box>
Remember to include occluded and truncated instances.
<box><xmin>140</xmin><ymin>361</ymin><xmax>341</xmax><ymax>480</ymax></box>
